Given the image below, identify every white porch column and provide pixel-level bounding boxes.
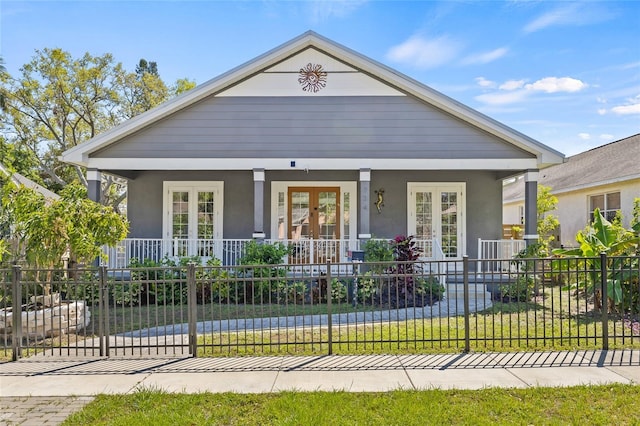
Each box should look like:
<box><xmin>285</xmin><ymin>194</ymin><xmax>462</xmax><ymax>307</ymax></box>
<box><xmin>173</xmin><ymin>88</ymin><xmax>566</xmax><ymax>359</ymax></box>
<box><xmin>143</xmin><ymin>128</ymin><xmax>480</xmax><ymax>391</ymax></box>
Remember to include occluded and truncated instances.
<box><xmin>524</xmin><ymin>170</ymin><xmax>539</xmax><ymax>247</ymax></box>
<box><xmin>358</xmin><ymin>168</ymin><xmax>371</xmax><ymax>240</ymax></box>
<box><xmin>87</xmin><ymin>169</ymin><xmax>101</xmax><ymax>203</ymax></box>
<box><xmin>252</xmin><ymin>169</ymin><xmax>265</xmax><ymax>240</ymax></box>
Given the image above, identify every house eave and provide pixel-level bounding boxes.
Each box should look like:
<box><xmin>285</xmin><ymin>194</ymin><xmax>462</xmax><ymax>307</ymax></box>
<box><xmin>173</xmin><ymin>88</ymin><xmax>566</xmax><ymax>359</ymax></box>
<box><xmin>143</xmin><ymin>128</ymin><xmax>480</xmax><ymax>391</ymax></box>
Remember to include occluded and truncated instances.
<box><xmin>86</xmin><ymin>157</ymin><xmax>539</xmax><ymax>172</ymax></box>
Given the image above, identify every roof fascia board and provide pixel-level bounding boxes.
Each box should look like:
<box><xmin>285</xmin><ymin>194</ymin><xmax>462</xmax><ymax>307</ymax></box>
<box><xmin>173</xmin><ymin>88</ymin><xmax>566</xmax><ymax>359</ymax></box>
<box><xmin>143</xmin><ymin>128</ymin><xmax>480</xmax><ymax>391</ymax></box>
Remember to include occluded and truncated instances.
<box><xmin>82</xmin><ymin>157</ymin><xmax>538</xmax><ymax>171</ymax></box>
<box><xmin>503</xmin><ymin>174</ymin><xmax>640</xmax><ymax>204</ymax></box>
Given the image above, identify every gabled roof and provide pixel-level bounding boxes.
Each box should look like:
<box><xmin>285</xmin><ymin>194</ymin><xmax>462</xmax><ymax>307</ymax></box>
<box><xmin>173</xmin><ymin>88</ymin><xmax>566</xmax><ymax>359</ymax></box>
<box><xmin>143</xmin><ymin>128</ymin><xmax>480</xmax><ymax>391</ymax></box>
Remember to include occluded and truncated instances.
<box><xmin>0</xmin><ymin>162</ymin><xmax>60</xmax><ymax>200</ymax></box>
<box><xmin>503</xmin><ymin>133</ymin><xmax>640</xmax><ymax>202</ymax></box>
<box><xmin>62</xmin><ymin>31</ymin><xmax>564</xmax><ymax>168</ymax></box>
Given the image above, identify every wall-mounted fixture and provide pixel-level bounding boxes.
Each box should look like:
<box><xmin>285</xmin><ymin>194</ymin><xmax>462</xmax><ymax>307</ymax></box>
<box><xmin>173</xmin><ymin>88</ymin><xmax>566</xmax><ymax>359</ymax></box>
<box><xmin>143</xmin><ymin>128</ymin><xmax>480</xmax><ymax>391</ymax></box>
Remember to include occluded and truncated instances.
<box><xmin>374</xmin><ymin>188</ymin><xmax>384</xmax><ymax>213</ymax></box>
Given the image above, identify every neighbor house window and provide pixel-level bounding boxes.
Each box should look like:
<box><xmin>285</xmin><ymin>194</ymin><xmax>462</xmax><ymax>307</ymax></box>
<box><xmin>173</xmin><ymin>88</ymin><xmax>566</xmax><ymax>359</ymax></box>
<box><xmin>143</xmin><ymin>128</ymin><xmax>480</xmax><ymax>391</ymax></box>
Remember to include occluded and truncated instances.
<box><xmin>589</xmin><ymin>192</ymin><xmax>620</xmax><ymax>222</ymax></box>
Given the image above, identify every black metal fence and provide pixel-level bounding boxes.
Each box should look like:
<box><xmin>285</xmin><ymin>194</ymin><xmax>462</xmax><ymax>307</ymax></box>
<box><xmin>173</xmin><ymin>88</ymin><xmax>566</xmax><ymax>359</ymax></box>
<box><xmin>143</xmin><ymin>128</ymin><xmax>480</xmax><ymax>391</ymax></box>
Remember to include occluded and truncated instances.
<box><xmin>1</xmin><ymin>254</ymin><xmax>639</xmax><ymax>360</ymax></box>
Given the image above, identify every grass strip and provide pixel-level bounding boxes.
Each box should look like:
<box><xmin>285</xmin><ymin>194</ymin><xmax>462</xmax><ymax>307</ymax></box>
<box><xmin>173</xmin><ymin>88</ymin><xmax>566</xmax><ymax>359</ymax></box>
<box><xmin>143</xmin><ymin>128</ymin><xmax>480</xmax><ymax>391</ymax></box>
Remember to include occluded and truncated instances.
<box><xmin>64</xmin><ymin>384</ymin><xmax>640</xmax><ymax>425</ymax></box>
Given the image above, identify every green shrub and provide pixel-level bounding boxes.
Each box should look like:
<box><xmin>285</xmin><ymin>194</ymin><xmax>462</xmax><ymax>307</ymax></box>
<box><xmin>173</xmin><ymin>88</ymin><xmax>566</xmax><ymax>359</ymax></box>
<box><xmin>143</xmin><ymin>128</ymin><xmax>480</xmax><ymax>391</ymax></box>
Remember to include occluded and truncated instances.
<box><xmin>498</xmin><ymin>276</ymin><xmax>535</xmax><ymax>303</ymax></box>
<box><xmin>357</xmin><ymin>271</ymin><xmax>380</xmax><ymax>303</ymax></box>
<box><xmin>196</xmin><ymin>258</ymin><xmax>232</xmax><ymax>304</ymax></box>
<box><xmin>363</xmin><ymin>238</ymin><xmax>393</xmax><ymax>273</ymax></box>
<box><xmin>238</xmin><ymin>241</ymin><xmax>291</xmax><ymax>303</ymax></box>
<box><xmin>275</xmin><ymin>281</ymin><xmax>306</xmax><ymax>304</ymax></box>
<box><xmin>330</xmin><ymin>279</ymin><xmax>347</xmax><ymax>303</ymax></box>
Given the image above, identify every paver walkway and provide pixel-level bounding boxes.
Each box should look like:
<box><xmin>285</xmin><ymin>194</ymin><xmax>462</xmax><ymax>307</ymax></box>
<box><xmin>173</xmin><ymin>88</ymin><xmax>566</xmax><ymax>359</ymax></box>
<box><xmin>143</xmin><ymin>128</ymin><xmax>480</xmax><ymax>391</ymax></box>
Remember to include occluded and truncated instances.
<box><xmin>0</xmin><ymin>396</ymin><xmax>93</xmax><ymax>426</ymax></box>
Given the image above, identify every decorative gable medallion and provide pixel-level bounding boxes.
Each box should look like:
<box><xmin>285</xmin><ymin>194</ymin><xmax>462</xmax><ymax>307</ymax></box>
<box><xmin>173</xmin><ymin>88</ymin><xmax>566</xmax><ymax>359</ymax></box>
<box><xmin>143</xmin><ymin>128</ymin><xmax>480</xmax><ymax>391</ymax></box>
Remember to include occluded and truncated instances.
<box><xmin>298</xmin><ymin>63</ymin><xmax>327</xmax><ymax>93</ymax></box>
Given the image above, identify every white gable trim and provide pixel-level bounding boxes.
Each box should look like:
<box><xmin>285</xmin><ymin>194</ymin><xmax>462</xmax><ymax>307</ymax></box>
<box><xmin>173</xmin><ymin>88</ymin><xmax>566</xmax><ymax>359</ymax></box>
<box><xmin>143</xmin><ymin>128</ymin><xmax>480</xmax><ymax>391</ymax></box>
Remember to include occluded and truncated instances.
<box><xmin>85</xmin><ymin>157</ymin><xmax>538</xmax><ymax>171</ymax></box>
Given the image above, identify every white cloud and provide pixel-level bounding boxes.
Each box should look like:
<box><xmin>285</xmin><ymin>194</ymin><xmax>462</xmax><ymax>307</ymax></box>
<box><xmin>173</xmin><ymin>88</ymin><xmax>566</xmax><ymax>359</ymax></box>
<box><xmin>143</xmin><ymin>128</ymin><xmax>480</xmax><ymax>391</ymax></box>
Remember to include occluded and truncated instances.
<box><xmin>462</xmin><ymin>47</ymin><xmax>508</xmax><ymax>65</ymax></box>
<box><xmin>597</xmin><ymin>109</ymin><xmax>607</xmax><ymax>116</ymax></box>
<box><xmin>386</xmin><ymin>35</ymin><xmax>462</xmax><ymax>69</ymax></box>
<box><xmin>523</xmin><ymin>3</ymin><xmax>615</xmax><ymax>34</ymax></box>
<box><xmin>611</xmin><ymin>102</ymin><xmax>640</xmax><ymax>115</ymax></box>
<box><xmin>499</xmin><ymin>79</ymin><xmax>526</xmax><ymax>91</ymax></box>
<box><xmin>475</xmin><ymin>77</ymin><xmax>496</xmax><ymax>88</ymax></box>
<box><xmin>475</xmin><ymin>76</ymin><xmax>587</xmax><ymax>106</ymax></box>
<box><xmin>524</xmin><ymin>4</ymin><xmax>580</xmax><ymax>33</ymax></box>
<box><xmin>578</xmin><ymin>133</ymin><xmax>591</xmax><ymax>140</ymax></box>
<box><xmin>525</xmin><ymin>77</ymin><xmax>587</xmax><ymax>93</ymax></box>
<box><xmin>600</xmin><ymin>134</ymin><xmax>615</xmax><ymax>140</ymax></box>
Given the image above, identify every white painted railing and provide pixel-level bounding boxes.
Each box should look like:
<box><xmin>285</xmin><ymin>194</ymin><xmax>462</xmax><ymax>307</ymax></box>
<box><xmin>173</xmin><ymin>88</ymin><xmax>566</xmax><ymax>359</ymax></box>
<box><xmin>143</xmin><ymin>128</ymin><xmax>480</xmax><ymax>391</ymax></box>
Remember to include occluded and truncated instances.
<box><xmin>102</xmin><ymin>238</ymin><xmax>443</xmax><ymax>269</ymax></box>
<box><xmin>477</xmin><ymin>238</ymin><xmax>526</xmax><ymax>273</ymax></box>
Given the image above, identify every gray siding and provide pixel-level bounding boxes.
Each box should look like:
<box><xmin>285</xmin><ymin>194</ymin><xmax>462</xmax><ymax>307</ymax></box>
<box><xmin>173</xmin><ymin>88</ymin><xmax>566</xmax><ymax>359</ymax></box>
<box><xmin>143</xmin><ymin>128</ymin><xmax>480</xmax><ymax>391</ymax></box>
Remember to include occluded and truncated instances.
<box><xmin>94</xmin><ymin>96</ymin><xmax>533</xmax><ymax>160</ymax></box>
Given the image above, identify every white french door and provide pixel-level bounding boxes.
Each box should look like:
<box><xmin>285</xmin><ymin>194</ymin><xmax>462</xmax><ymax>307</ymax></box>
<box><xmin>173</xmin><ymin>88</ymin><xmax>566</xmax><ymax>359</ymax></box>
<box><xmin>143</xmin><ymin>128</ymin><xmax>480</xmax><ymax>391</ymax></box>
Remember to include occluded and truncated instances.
<box><xmin>163</xmin><ymin>181</ymin><xmax>223</xmax><ymax>258</ymax></box>
<box><xmin>408</xmin><ymin>183</ymin><xmax>465</xmax><ymax>258</ymax></box>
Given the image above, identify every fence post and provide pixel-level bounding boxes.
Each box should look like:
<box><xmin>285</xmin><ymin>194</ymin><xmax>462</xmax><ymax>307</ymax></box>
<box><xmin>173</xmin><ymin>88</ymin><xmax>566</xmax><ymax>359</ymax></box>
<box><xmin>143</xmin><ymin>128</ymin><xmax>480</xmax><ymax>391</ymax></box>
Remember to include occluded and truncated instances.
<box><xmin>463</xmin><ymin>256</ymin><xmax>470</xmax><ymax>353</ymax></box>
<box><xmin>99</xmin><ymin>266</ymin><xmax>107</xmax><ymax>357</ymax></box>
<box><xmin>11</xmin><ymin>265</ymin><xmax>22</xmax><ymax>361</ymax></box>
<box><xmin>326</xmin><ymin>261</ymin><xmax>333</xmax><ymax>355</ymax></box>
<box><xmin>600</xmin><ymin>252</ymin><xmax>609</xmax><ymax>351</ymax></box>
<box><xmin>187</xmin><ymin>263</ymin><xmax>198</xmax><ymax>357</ymax></box>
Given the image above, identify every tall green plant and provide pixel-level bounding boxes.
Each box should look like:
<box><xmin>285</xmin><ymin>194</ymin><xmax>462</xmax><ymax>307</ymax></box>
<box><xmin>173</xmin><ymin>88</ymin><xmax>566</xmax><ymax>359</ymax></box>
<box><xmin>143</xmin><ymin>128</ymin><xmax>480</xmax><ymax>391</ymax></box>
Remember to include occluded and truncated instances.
<box><xmin>2</xmin><ymin>182</ymin><xmax>128</xmax><ymax>268</ymax></box>
<box><xmin>537</xmin><ymin>184</ymin><xmax>560</xmax><ymax>254</ymax></box>
<box><xmin>553</xmin><ymin>208</ymin><xmax>640</xmax><ymax>311</ymax></box>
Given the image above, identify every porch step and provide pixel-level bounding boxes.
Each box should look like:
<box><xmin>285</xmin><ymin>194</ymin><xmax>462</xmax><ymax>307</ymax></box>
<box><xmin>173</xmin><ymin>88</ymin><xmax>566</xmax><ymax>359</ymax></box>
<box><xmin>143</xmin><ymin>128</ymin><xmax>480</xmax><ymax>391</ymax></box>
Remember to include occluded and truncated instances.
<box><xmin>444</xmin><ymin>273</ymin><xmax>512</xmax><ymax>299</ymax></box>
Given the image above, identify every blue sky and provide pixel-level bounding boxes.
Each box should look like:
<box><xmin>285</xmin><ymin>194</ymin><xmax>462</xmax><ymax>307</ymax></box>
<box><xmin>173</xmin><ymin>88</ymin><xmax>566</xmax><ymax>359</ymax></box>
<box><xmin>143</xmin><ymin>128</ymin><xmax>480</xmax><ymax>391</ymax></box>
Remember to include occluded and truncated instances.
<box><xmin>2</xmin><ymin>0</ymin><xmax>639</xmax><ymax>156</ymax></box>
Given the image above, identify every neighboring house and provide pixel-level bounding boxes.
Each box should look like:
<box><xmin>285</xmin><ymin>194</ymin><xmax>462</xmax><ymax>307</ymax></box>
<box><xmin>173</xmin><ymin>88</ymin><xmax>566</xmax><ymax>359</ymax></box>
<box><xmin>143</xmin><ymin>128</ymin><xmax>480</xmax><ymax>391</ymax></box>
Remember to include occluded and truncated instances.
<box><xmin>0</xmin><ymin>162</ymin><xmax>59</xmax><ymax>201</ymax></box>
<box><xmin>503</xmin><ymin>134</ymin><xmax>640</xmax><ymax>248</ymax></box>
<box><xmin>61</xmin><ymin>31</ymin><xmax>563</xmax><ymax>267</ymax></box>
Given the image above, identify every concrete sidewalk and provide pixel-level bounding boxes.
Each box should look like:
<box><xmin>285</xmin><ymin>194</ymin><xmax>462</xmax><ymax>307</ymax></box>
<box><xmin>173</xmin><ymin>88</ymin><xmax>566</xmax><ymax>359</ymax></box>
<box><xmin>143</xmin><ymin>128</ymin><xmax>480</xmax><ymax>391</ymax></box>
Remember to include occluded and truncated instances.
<box><xmin>1</xmin><ymin>350</ymin><xmax>639</xmax><ymax>424</ymax></box>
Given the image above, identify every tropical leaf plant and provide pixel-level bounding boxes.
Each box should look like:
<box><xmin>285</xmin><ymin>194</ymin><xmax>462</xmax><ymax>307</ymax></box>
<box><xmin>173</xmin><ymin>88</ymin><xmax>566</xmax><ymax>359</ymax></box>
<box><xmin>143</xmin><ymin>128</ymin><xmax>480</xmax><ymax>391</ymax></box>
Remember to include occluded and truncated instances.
<box><xmin>553</xmin><ymin>207</ymin><xmax>640</xmax><ymax>311</ymax></box>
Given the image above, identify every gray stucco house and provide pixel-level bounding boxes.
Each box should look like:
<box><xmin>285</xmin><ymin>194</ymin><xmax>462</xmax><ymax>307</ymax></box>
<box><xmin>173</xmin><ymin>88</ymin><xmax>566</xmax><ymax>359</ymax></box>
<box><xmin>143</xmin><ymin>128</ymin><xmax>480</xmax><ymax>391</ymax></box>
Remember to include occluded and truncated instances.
<box><xmin>61</xmin><ymin>31</ymin><xmax>564</xmax><ymax>267</ymax></box>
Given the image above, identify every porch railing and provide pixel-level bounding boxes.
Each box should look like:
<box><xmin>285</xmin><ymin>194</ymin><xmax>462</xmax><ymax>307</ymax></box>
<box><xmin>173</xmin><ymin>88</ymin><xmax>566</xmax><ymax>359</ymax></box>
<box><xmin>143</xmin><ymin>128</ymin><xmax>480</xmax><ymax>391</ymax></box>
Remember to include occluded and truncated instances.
<box><xmin>101</xmin><ymin>238</ymin><xmax>444</xmax><ymax>269</ymax></box>
<box><xmin>477</xmin><ymin>238</ymin><xmax>526</xmax><ymax>273</ymax></box>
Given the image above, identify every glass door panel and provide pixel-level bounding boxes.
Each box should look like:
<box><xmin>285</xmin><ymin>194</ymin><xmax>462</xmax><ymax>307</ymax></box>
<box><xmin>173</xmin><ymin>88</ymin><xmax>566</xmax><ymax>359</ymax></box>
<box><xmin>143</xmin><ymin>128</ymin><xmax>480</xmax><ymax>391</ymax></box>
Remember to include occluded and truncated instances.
<box><xmin>409</xmin><ymin>184</ymin><xmax>464</xmax><ymax>259</ymax></box>
<box><xmin>172</xmin><ymin>191</ymin><xmax>190</xmax><ymax>239</ymax></box>
<box><xmin>317</xmin><ymin>191</ymin><xmax>338</xmax><ymax>239</ymax></box>
<box><xmin>288</xmin><ymin>187</ymin><xmax>340</xmax><ymax>263</ymax></box>
<box><xmin>289</xmin><ymin>191</ymin><xmax>310</xmax><ymax>239</ymax></box>
<box><xmin>440</xmin><ymin>191</ymin><xmax>458</xmax><ymax>257</ymax></box>
<box><xmin>414</xmin><ymin>191</ymin><xmax>433</xmax><ymax>257</ymax></box>
<box><xmin>197</xmin><ymin>191</ymin><xmax>215</xmax><ymax>239</ymax></box>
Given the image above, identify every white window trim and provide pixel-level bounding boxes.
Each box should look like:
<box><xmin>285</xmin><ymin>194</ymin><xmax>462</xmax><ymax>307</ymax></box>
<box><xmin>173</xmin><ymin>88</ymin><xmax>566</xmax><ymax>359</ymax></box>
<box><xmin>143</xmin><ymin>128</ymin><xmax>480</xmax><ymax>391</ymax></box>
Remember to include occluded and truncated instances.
<box><xmin>588</xmin><ymin>190</ymin><xmax>621</xmax><ymax>222</ymax></box>
<box><xmin>270</xmin><ymin>181</ymin><xmax>357</xmax><ymax>241</ymax></box>
<box><xmin>407</xmin><ymin>182</ymin><xmax>466</xmax><ymax>259</ymax></box>
<box><xmin>162</xmin><ymin>181</ymin><xmax>224</xmax><ymax>240</ymax></box>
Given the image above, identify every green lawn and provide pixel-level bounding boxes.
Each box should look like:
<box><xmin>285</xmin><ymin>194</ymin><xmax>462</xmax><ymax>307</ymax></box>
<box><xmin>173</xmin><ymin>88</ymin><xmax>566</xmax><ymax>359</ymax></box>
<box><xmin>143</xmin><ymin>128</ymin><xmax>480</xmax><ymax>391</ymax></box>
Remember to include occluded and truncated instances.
<box><xmin>63</xmin><ymin>384</ymin><xmax>640</xmax><ymax>425</ymax></box>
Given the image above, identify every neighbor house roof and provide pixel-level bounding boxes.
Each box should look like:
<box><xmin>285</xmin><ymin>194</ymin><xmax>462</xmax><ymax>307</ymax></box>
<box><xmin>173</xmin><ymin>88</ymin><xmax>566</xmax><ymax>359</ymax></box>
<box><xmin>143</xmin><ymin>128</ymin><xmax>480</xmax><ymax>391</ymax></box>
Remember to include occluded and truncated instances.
<box><xmin>62</xmin><ymin>31</ymin><xmax>564</xmax><ymax>169</ymax></box>
<box><xmin>0</xmin><ymin>162</ymin><xmax>59</xmax><ymax>200</ymax></box>
<box><xmin>503</xmin><ymin>133</ymin><xmax>640</xmax><ymax>202</ymax></box>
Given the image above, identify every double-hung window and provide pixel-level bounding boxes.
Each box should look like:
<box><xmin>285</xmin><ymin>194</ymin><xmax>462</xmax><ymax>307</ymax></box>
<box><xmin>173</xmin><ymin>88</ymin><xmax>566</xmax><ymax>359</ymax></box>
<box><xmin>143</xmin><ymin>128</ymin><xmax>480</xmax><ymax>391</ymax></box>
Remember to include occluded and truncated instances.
<box><xmin>589</xmin><ymin>191</ymin><xmax>620</xmax><ymax>222</ymax></box>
